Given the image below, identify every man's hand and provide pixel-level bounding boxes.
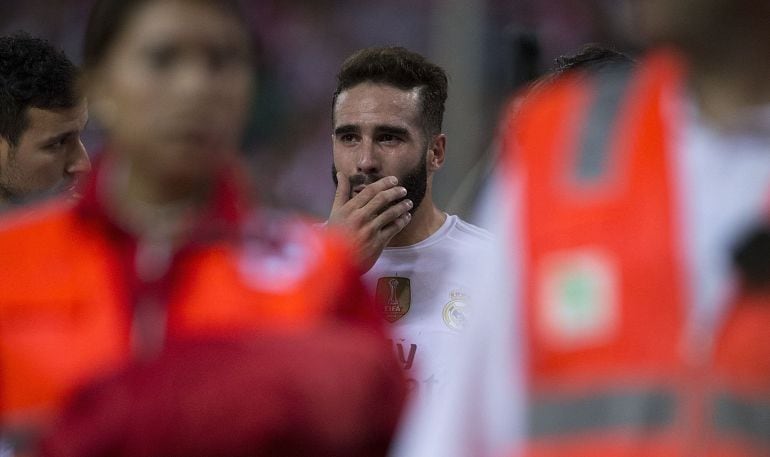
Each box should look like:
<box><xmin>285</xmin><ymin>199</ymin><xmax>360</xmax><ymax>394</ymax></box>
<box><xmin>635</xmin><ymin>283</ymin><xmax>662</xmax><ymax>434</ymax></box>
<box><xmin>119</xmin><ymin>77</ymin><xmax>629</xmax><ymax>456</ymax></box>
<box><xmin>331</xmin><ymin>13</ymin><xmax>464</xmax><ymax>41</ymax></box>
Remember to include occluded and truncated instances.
<box><xmin>328</xmin><ymin>172</ymin><xmax>412</xmax><ymax>272</ymax></box>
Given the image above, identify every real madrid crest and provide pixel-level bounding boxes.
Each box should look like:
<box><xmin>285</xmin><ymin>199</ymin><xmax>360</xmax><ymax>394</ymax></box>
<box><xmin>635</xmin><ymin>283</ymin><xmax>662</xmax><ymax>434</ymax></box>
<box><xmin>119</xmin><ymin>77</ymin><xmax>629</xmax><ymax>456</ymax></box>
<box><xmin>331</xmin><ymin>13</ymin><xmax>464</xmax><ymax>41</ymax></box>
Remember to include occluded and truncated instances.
<box><xmin>443</xmin><ymin>290</ymin><xmax>471</xmax><ymax>331</ymax></box>
<box><xmin>375</xmin><ymin>277</ymin><xmax>411</xmax><ymax>323</ymax></box>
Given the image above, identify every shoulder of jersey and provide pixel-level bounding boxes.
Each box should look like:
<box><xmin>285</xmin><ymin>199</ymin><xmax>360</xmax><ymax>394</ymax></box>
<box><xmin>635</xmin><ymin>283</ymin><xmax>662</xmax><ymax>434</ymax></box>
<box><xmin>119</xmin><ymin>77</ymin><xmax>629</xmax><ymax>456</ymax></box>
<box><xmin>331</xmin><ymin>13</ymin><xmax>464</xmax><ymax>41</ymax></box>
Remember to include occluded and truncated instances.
<box><xmin>451</xmin><ymin>216</ymin><xmax>494</xmax><ymax>244</ymax></box>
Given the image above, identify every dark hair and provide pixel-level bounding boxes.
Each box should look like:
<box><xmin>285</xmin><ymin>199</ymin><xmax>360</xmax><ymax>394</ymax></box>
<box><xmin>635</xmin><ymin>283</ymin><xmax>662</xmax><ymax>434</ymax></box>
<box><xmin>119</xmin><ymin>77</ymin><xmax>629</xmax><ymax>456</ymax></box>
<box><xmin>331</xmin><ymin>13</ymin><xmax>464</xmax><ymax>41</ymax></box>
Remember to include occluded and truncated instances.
<box><xmin>0</xmin><ymin>33</ymin><xmax>80</xmax><ymax>146</ymax></box>
<box><xmin>553</xmin><ymin>44</ymin><xmax>634</xmax><ymax>75</ymax></box>
<box><xmin>83</xmin><ymin>0</ymin><xmax>252</xmax><ymax>70</ymax></box>
<box><xmin>333</xmin><ymin>46</ymin><xmax>448</xmax><ymax>137</ymax></box>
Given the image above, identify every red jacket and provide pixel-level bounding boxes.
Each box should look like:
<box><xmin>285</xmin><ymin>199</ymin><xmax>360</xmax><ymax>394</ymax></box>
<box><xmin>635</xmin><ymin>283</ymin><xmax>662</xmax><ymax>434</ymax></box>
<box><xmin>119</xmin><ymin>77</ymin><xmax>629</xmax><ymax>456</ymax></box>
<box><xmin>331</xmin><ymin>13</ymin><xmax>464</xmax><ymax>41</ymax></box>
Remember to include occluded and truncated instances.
<box><xmin>0</xmin><ymin>158</ymin><xmax>404</xmax><ymax>456</ymax></box>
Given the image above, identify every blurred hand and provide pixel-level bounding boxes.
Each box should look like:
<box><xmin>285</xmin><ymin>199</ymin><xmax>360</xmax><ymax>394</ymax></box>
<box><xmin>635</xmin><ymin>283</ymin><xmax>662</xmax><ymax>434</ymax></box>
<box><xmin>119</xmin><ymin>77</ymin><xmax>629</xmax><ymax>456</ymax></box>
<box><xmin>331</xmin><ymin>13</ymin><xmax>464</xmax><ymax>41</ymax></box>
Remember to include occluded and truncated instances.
<box><xmin>328</xmin><ymin>172</ymin><xmax>412</xmax><ymax>272</ymax></box>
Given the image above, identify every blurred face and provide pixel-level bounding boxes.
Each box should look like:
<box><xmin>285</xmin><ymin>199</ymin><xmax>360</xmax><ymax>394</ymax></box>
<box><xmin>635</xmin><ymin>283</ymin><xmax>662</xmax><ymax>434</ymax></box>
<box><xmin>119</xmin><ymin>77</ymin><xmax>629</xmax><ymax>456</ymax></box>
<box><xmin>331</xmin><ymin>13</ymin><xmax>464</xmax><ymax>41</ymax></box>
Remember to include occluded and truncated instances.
<box><xmin>90</xmin><ymin>0</ymin><xmax>254</xmax><ymax>185</ymax></box>
<box><xmin>0</xmin><ymin>101</ymin><xmax>90</xmax><ymax>203</ymax></box>
<box><xmin>332</xmin><ymin>82</ymin><xmax>435</xmax><ymax>212</ymax></box>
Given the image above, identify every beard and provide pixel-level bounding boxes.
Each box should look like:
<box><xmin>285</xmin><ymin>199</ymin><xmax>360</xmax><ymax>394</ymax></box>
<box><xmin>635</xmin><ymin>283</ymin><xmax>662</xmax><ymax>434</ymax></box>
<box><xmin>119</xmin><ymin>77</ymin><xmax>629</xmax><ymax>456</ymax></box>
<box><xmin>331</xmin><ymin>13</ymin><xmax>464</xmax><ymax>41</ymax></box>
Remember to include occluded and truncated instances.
<box><xmin>332</xmin><ymin>153</ymin><xmax>427</xmax><ymax>215</ymax></box>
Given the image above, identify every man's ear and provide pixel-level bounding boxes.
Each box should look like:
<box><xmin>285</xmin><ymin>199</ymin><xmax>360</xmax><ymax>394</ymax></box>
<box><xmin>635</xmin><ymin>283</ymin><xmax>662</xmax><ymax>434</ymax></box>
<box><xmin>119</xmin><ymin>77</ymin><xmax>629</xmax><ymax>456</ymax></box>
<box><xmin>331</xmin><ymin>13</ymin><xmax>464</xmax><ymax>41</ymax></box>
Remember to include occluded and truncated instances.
<box><xmin>427</xmin><ymin>133</ymin><xmax>446</xmax><ymax>171</ymax></box>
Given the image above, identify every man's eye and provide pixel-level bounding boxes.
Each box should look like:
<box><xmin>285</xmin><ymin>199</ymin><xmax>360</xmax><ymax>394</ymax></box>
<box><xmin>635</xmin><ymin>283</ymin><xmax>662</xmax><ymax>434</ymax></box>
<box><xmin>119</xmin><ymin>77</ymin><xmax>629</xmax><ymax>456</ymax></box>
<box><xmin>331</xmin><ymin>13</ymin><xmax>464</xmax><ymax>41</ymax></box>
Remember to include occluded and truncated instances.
<box><xmin>146</xmin><ymin>47</ymin><xmax>176</xmax><ymax>70</ymax></box>
<box><xmin>379</xmin><ymin>134</ymin><xmax>400</xmax><ymax>143</ymax></box>
<box><xmin>340</xmin><ymin>134</ymin><xmax>357</xmax><ymax>142</ymax></box>
<box><xmin>46</xmin><ymin>139</ymin><xmax>67</xmax><ymax>150</ymax></box>
<box><xmin>208</xmin><ymin>48</ymin><xmax>247</xmax><ymax>72</ymax></box>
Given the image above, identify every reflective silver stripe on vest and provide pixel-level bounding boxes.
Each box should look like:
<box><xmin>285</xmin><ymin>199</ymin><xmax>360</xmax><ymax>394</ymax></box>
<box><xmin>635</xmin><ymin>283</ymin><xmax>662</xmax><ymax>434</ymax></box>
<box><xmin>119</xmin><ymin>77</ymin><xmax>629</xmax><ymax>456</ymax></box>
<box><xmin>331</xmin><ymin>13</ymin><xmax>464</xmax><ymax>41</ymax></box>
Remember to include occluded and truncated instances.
<box><xmin>575</xmin><ymin>67</ymin><xmax>634</xmax><ymax>182</ymax></box>
<box><xmin>529</xmin><ymin>389</ymin><xmax>677</xmax><ymax>438</ymax></box>
<box><xmin>713</xmin><ymin>393</ymin><xmax>770</xmax><ymax>447</ymax></box>
<box><xmin>0</xmin><ymin>429</ymin><xmax>34</xmax><ymax>457</ymax></box>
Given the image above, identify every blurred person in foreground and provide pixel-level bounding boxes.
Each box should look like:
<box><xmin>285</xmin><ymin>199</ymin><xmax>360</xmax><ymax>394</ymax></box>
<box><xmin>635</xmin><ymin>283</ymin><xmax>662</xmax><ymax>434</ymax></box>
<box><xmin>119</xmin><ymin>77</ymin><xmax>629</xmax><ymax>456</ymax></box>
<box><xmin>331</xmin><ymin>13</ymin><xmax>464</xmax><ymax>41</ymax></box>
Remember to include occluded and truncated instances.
<box><xmin>0</xmin><ymin>33</ymin><xmax>90</xmax><ymax>209</ymax></box>
<box><xmin>400</xmin><ymin>0</ymin><xmax>770</xmax><ymax>455</ymax></box>
<box><xmin>0</xmin><ymin>1</ymin><xmax>404</xmax><ymax>456</ymax></box>
<box><xmin>326</xmin><ymin>47</ymin><xmax>492</xmax><ymax>406</ymax></box>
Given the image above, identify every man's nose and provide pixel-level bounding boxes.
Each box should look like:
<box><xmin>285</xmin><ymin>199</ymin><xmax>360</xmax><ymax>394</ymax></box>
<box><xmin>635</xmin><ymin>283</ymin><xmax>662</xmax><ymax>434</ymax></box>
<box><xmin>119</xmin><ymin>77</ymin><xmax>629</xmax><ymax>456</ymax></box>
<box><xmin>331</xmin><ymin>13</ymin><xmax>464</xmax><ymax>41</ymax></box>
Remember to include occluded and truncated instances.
<box><xmin>66</xmin><ymin>139</ymin><xmax>91</xmax><ymax>176</ymax></box>
<box><xmin>356</xmin><ymin>138</ymin><xmax>380</xmax><ymax>174</ymax></box>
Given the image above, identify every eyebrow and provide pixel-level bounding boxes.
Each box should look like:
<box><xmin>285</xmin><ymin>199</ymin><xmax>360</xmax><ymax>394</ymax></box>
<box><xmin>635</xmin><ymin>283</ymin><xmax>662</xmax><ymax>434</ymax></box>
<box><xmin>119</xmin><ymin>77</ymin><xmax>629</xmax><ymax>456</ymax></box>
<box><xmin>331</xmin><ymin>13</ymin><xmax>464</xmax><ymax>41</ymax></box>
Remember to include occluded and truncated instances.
<box><xmin>40</xmin><ymin>116</ymin><xmax>90</xmax><ymax>146</ymax></box>
<box><xmin>40</xmin><ymin>130</ymin><xmax>76</xmax><ymax>146</ymax></box>
<box><xmin>333</xmin><ymin>124</ymin><xmax>411</xmax><ymax>138</ymax></box>
<box><xmin>334</xmin><ymin>125</ymin><xmax>360</xmax><ymax>136</ymax></box>
<box><xmin>375</xmin><ymin>125</ymin><xmax>410</xmax><ymax>137</ymax></box>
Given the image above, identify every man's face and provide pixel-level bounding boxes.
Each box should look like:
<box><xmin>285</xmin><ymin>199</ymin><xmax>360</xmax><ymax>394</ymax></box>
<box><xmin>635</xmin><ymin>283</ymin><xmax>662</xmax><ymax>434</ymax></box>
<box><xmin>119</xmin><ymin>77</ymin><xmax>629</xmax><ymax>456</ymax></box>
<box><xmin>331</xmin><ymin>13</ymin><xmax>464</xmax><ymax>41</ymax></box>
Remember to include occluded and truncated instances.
<box><xmin>332</xmin><ymin>82</ymin><xmax>431</xmax><ymax>211</ymax></box>
<box><xmin>90</xmin><ymin>0</ymin><xmax>254</xmax><ymax>185</ymax></box>
<box><xmin>0</xmin><ymin>100</ymin><xmax>90</xmax><ymax>202</ymax></box>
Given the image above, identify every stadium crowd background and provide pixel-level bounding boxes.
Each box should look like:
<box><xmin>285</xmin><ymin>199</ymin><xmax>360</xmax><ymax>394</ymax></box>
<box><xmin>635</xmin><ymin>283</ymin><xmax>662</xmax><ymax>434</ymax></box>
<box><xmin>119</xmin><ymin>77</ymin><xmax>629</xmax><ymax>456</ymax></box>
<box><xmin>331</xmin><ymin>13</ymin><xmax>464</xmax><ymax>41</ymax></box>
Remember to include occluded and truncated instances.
<box><xmin>0</xmin><ymin>0</ymin><xmax>640</xmax><ymax>220</ymax></box>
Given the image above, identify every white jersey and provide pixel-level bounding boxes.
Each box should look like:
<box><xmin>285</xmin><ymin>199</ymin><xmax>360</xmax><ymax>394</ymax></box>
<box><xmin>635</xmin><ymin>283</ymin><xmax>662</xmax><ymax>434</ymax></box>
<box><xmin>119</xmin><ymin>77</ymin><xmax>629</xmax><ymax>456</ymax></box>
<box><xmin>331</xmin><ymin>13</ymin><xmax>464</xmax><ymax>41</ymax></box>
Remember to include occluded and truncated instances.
<box><xmin>363</xmin><ymin>214</ymin><xmax>492</xmax><ymax>405</ymax></box>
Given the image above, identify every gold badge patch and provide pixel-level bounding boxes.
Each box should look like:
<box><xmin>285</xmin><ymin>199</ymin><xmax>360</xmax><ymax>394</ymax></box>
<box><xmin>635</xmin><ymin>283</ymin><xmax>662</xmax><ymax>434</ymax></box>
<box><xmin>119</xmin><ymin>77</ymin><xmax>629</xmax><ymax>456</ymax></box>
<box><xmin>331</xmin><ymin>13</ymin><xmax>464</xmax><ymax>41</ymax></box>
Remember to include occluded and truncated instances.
<box><xmin>375</xmin><ymin>277</ymin><xmax>411</xmax><ymax>323</ymax></box>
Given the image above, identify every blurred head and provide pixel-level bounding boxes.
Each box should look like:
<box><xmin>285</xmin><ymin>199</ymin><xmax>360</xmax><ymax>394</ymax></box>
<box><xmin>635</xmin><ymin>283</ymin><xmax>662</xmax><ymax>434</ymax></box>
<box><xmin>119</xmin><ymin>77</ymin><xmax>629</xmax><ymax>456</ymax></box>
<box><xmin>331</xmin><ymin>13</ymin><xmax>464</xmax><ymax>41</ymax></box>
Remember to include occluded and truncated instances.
<box><xmin>553</xmin><ymin>44</ymin><xmax>634</xmax><ymax>76</ymax></box>
<box><xmin>331</xmin><ymin>47</ymin><xmax>448</xmax><ymax>212</ymax></box>
<box><xmin>0</xmin><ymin>34</ymin><xmax>89</xmax><ymax>203</ymax></box>
<box><xmin>83</xmin><ymin>0</ymin><xmax>255</xmax><ymax>189</ymax></box>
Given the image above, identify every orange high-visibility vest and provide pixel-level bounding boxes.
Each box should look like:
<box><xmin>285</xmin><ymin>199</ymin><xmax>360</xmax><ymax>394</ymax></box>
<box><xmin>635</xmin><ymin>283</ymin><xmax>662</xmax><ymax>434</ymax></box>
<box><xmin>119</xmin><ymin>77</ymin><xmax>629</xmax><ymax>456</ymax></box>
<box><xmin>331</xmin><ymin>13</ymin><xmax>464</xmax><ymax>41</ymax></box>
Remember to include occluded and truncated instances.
<box><xmin>710</xmin><ymin>292</ymin><xmax>770</xmax><ymax>457</ymax></box>
<box><xmin>503</xmin><ymin>51</ymin><xmax>770</xmax><ymax>457</ymax></box>
<box><xmin>0</xmin><ymin>187</ymin><xmax>372</xmax><ymax>434</ymax></box>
